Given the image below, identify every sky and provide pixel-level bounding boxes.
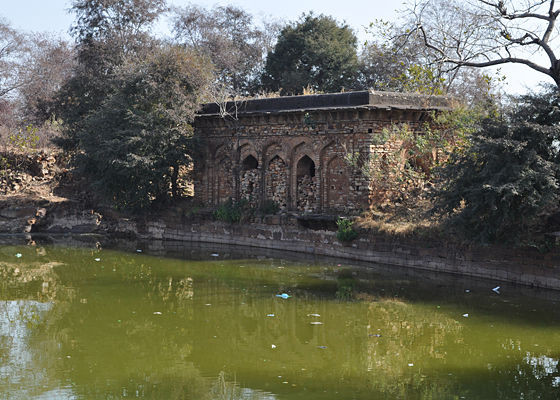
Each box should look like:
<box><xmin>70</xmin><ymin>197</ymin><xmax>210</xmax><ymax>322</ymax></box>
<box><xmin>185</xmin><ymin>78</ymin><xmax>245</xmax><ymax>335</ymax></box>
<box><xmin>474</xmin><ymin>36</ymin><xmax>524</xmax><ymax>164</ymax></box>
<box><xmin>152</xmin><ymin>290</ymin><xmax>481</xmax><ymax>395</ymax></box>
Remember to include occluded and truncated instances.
<box><xmin>1</xmin><ymin>0</ymin><xmax>552</xmax><ymax>94</ymax></box>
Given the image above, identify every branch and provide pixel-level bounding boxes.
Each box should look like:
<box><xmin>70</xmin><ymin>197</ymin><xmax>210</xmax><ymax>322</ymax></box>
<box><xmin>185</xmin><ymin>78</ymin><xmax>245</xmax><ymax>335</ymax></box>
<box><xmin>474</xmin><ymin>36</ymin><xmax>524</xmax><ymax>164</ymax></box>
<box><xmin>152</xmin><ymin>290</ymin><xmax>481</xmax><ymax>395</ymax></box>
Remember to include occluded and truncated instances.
<box><xmin>415</xmin><ymin>22</ymin><xmax>553</xmax><ymax>81</ymax></box>
<box><xmin>453</xmin><ymin>56</ymin><xmax>552</xmax><ymax>77</ymax></box>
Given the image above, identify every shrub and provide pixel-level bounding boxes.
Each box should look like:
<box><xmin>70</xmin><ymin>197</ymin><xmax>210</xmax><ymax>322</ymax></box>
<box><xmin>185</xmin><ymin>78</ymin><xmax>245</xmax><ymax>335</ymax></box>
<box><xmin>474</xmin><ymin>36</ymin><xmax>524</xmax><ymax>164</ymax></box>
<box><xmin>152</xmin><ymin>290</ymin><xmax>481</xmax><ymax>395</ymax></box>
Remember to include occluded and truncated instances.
<box><xmin>434</xmin><ymin>118</ymin><xmax>560</xmax><ymax>243</ymax></box>
<box><xmin>336</xmin><ymin>218</ymin><xmax>358</xmax><ymax>242</ymax></box>
<box><xmin>214</xmin><ymin>199</ymin><xmax>251</xmax><ymax>223</ymax></box>
<box><xmin>260</xmin><ymin>200</ymin><xmax>280</xmax><ymax>215</ymax></box>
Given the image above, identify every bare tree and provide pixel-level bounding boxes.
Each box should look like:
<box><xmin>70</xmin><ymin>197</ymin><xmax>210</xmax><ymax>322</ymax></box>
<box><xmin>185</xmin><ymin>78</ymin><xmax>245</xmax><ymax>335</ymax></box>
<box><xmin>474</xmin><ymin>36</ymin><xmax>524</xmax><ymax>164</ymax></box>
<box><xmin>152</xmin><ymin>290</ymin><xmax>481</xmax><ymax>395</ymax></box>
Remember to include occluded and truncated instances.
<box><xmin>172</xmin><ymin>5</ymin><xmax>281</xmax><ymax>96</ymax></box>
<box><xmin>0</xmin><ymin>18</ymin><xmax>27</xmax><ymax>99</ymax></box>
<box><xmin>18</xmin><ymin>34</ymin><xmax>76</xmax><ymax>123</ymax></box>
<box><xmin>408</xmin><ymin>0</ymin><xmax>560</xmax><ymax>89</ymax></box>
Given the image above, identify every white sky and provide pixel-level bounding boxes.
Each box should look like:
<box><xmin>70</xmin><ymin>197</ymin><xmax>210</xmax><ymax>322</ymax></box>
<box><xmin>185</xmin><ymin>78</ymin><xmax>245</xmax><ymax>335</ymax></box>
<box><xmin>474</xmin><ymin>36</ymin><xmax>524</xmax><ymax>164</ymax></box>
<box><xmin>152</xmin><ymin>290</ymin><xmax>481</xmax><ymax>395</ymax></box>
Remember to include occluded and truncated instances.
<box><xmin>0</xmin><ymin>0</ymin><xmax>551</xmax><ymax>94</ymax></box>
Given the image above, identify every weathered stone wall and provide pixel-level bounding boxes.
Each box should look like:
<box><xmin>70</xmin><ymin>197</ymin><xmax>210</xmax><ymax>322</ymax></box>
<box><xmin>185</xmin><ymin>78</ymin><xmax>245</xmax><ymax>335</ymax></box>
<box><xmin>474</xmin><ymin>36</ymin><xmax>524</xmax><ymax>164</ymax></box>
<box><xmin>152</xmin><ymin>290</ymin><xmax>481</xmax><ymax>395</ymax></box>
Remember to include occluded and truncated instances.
<box><xmin>194</xmin><ymin>107</ymin><xmax>427</xmax><ymax>214</ymax></box>
<box><xmin>133</xmin><ymin>218</ymin><xmax>560</xmax><ymax>291</ymax></box>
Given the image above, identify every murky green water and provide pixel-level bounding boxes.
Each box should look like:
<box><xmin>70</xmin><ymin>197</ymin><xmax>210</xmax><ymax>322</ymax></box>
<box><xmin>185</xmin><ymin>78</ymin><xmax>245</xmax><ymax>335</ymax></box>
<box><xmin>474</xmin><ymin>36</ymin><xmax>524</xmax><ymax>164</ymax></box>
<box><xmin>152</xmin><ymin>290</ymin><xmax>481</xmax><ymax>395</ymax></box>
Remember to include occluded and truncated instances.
<box><xmin>1</xmin><ymin>240</ymin><xmax>560</xmax><ymax>399</ymax></box>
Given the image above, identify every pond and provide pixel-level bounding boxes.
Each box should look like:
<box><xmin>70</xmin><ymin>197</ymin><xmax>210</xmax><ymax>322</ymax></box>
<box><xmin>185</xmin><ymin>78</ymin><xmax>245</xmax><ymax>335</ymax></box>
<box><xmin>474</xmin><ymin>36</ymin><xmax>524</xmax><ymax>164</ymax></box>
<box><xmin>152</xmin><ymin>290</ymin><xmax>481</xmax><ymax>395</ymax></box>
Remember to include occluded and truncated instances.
<box><xmin>1</xmin><ymin>238</ymin><xmax>560</xmax><ymax>399</ymax></box>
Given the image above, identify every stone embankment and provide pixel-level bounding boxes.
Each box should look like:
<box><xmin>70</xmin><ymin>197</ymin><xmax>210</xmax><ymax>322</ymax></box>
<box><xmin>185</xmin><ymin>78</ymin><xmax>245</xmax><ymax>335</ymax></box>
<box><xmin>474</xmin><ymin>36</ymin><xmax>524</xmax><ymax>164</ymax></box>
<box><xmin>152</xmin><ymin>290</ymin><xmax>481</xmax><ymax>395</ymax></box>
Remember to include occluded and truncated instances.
<box><xmin>2</xmin><ymin>201</ymin><xmax>559</xmax><ymax>291</ymax></box>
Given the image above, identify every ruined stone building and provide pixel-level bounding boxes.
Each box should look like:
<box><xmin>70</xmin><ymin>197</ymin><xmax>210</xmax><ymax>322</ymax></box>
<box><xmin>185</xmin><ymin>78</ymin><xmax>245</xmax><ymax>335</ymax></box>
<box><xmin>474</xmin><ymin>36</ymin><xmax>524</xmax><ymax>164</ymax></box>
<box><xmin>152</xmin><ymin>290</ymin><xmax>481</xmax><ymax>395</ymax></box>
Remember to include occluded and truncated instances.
<box><xmin>193</xmin><ymin>90</ymin><xmax>452</xmax><ymax>214</ymax></box>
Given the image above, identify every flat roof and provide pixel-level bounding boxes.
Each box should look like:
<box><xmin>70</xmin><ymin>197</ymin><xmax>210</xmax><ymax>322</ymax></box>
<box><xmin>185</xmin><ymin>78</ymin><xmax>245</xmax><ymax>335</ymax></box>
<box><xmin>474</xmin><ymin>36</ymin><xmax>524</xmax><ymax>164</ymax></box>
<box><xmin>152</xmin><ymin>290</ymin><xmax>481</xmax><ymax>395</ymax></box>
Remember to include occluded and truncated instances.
<box><xmin>197</xmin><ymin>90</ymin><xmax>454</xmax><ymax>117</ymax></box>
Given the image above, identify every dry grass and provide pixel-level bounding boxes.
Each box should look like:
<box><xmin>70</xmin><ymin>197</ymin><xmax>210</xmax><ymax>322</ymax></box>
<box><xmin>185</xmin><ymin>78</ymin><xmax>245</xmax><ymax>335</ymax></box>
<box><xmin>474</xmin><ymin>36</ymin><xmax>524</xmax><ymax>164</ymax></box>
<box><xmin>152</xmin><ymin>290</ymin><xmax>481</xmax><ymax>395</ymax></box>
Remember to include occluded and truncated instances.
<box><xmin>355</xmin><ymin>196</ymin><xmax>445</xmax><ymax>240</ymax></box>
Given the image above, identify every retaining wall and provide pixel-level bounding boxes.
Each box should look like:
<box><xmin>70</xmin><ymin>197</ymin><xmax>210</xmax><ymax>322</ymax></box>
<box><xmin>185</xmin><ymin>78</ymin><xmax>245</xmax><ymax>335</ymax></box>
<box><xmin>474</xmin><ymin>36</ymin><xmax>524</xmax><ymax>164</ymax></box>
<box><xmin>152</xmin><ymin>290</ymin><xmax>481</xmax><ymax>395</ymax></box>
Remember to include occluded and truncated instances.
<box><xmin>135</xmin><ymin>218</ymin><xmax>560</xmax><ymax>290</ymax></box>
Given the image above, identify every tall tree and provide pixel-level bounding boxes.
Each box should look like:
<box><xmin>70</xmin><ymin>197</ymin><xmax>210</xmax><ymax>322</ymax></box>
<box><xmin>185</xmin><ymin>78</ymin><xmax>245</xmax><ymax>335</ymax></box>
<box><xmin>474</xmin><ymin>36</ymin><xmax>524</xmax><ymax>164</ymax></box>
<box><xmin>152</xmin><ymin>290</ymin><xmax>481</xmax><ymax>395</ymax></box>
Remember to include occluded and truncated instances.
<box><xmin>172</xmin><ymin>5</ymin><xmax>278</xmax><ymax>96</ymax></box>
<box><xmin>358</xmin><ymin>19</ymin><xmax>501</xmax><ymax>105</ymax></box>
<box><xmin>18</xmin><ymin>35</ymin><xmax>76</xmax><ymax>124</ymax></box>
<box><xmin>263</xmin><ymin>13</ymin><xmax>359</xmax><ymax>95</ymax></box>
<box><xmin>54</xmin><ymin>0</ymin><xmax>167</xmax><ymax>148</ymax></box>
<box><xmin>408</xmin><ymin>0</ymin><xmax>560</xmax><ymax>90</ymax></box>
<box><xmin>434</xmin><ymin>87</ymin><xmax>560</xmax><ymax>243</ymax></box>
<box><xmin>78</xmin><ymin>46</ymin><xmax>212</xmax><ymax>209</ymax></box>
<box><xmin>0</xmin><ymin>18</ymin><xmax>27</xmax><ymax>99</ymax></box>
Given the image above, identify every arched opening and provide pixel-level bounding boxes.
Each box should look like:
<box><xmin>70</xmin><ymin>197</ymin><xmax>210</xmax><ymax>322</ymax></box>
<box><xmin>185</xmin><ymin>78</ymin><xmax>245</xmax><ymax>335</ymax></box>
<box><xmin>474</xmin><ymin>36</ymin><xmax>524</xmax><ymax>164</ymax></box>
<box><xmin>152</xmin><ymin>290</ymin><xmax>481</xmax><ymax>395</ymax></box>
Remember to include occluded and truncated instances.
<box><xmin>242</xmin><ymin>155</ymin><xmax>258</xmax><ymax>171</ymax></box>
<box><xmin>265</xmin><ymin>155</ymin><xmax>288</xmax><ymax>211</ymax></box>
<box><xmin>240</xmin><ymin>155</ymin><xmax>259</xmax><ymax>205</ymax></box>
<box><xmin>297</xmin><ymin>155</ymin><xmax>315</xmax><ymax>178</ymax></box>
<box><xmin>296</xmin><ymin>155</ymin><xmax>318</xmax><ymax>212</ymax></box>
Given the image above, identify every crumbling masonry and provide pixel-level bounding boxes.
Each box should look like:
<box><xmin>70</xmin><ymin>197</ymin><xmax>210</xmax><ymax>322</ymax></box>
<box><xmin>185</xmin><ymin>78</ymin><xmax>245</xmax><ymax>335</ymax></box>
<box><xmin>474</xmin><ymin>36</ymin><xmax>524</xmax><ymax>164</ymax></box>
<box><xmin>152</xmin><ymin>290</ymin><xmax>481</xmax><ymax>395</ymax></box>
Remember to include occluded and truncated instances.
<box><xmin>194</xmin><ymin>90</ymin><xmax>452</xmax><ymax>214</ymax></box>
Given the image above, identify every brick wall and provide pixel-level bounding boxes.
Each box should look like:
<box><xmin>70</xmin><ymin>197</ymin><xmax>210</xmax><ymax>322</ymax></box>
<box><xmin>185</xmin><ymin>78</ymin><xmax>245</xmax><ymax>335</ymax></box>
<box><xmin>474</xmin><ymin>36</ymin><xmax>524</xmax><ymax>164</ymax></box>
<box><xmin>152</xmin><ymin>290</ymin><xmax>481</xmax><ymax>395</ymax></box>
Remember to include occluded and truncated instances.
<box><xmin>194</xmin><ymin>107</ymin><xmax>426</xmax><ymax>214</ymax></box>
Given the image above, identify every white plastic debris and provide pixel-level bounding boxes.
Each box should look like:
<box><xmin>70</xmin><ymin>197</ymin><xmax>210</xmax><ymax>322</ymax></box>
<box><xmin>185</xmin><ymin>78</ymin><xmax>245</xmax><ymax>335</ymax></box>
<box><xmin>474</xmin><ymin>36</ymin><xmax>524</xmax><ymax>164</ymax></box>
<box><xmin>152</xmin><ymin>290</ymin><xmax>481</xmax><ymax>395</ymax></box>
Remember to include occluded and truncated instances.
<box><xmin>310</xmin><ymin>322</ymin><xmax>323</xmax><ymax>325</ymax></box>
<box><xmin>462</xmin><ymin>313</ymin><xmax>469</xmax><ymax>318</ymax></box>
<box><xmin>153</xmin><ymin>312</ymin><xmax>162</xmax><ymax>315</ymax></box>
<box><xmin>136</xmin><ymin>249</ymin><xmax>142</xmax><ymax>253</ymax></box>
<box><xmin>15</xmin><ymin>253</ymin><xmax>22</xmax><ymax>258</ymax></box>
<box><xmin>276</xmin><ymin>293</ymin><xmax>291</xmax><ymax>299</ymax></box>
<box><xmin>465</xmin><ymin>289</ymin><xmax>470</xmax><ymax>293</ymax></box>
<box><xmin>492</xmin><ymin>286</ymin><xmax>501</xmax><ymax>294</ymax></box>
<box><xmin>271</xmin><ymin>344</ymin><xmax>276</xmax><ymax>349</ymax></box>
<box><xmin>211</xmin><ymin>253</ymin><xmax>219</xmax><ymax>257</ymax></box>
<box><xmin>267</xmin><ymin>314</ymin><xmax>275</xmax><ymax>317</ymax></box>
<box><xmin>307</xmin><ymin>313</ymin><xmax>321</xmax><ymax>317</ymax></box>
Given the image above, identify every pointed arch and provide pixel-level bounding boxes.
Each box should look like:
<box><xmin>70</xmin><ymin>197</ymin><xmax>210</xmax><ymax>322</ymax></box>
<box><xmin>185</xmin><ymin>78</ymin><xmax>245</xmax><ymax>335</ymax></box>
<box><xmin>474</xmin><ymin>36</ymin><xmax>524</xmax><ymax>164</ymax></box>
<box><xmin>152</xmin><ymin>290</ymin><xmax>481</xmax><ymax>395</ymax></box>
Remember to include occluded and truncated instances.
<box><xmin>265</xmin><ymin>155</ymin><xmax>288</xmax><ymax>210</ymax></box>
<box><xmin>295</xmin><ymin>155</ymin><xmax>318</xmax><ymax>212</ymax></box>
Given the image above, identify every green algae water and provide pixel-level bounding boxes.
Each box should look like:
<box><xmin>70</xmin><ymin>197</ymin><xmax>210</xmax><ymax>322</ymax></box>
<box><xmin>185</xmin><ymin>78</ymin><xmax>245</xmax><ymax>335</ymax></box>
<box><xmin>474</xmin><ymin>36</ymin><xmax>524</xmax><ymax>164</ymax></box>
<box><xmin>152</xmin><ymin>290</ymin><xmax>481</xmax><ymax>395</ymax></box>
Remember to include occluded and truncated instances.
<box><xmin>1</xmin><ymin>241</ymin><xmax>560</xmax><ymax>399</ymax></box>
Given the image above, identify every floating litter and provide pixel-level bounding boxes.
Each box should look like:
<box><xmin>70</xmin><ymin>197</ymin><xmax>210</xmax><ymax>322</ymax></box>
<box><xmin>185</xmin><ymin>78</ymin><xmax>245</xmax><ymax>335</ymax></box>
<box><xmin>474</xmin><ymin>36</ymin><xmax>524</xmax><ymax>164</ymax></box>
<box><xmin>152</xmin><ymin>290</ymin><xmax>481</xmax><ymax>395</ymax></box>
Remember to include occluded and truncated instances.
<box><xmin>465</xmin><ymin>289</ymin><xmax>470</xmax><ymax>293</ymax></box>
<box><xmin>205</xmin><ymin>304</ymin><xmax>211</xmax><ymax>306</ymax></box>
<box><xmin>408</xmin><ymin>363</ymin><xmax>414</xmax><ymax>367</ymax></box>
<box><xmin>267</xmin><ymin>314</ymin><xmax>275</xmax><ymax>317</ymax></box>
<box><xmin>271</xmin><ymin>344</ymin><xmax>276</xmax><ymax>349</ymax></box>
<box><xmin>310</xmin><ymin>322</ymin><xmax>323</xmax><ymax>325</ymax></box>
<box><xmin>369</xmin><ymin>334</ymin><xmax>382</xmax><ymax>337</ymax></box>
<box><xmin>276</xmin><ymin>293</ymin><xmax>291</xmax><ymax>299</ymax></box>
<box><xmin>136</xmin><ymin>249</ymin><xmax>142</xmax><ymax>253</ymax></box>
<box><xmin>15</xmin><ymin>253</ymin><xmax>22</xmax><ymax>258</ymax></box>
<box><xmin>317</xmin><ymin>346</ymin><xmax>327</xmax><ymax>349</ymax></box>
<box><xmin>94</xmin><ymin>258</ymin><xmax>100</xmax><ymax>262</ymax></box>
<box><xmin>211</xmin><ymin>253</ymin><xmax>219</xmax><ymax>257</ymax></box>
<box><xmin>492</xmin><ymin>286</ymin><xmax>501</xmax><ymax>294</ymax></box>
<box><xmin>307</xmin><ymin>313</ymin><xmax>320</xmax><ymax>317</ymax></box>
<box><xmin>462</xmin><ymin>313</ymin><xmax>469</xmax><ymax>318</ymax></box>
<box><xmin>153</xmin><ymin>312</ymin><xmax>162</xmax><ymax>315</ymax></box>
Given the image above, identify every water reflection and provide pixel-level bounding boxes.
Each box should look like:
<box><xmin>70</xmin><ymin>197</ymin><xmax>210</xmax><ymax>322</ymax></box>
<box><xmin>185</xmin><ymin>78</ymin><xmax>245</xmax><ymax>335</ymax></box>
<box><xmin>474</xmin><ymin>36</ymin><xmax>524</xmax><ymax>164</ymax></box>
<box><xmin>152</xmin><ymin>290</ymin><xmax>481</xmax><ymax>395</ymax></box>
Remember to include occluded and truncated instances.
<box><xmin>0</xmin><ymin>243</ymin><xmax>560</xmax><ymax>399</ymax></box>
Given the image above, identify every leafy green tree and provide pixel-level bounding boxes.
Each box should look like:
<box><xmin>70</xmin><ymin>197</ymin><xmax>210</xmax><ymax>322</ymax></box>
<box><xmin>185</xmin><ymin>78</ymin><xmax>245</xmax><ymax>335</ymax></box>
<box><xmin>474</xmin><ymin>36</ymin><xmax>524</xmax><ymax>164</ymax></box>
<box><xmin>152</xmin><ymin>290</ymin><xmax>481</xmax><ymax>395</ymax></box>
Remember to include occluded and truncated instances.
<box><xmin>262</xmin><ymin>13</ymin><xmax>359</xmax><ymax>95</ymax></box>
<box><xmin>78</xmin><ymin>46</ymin><xmax>212</xmax><ymax>210</ymax></box>
<box><xmin>54</xmin><ymin>0</ymin><xmax>167</xmax><ymax>149</ymax></box>
<box><xmin>434</xmin><ymin>113</ymin><xmax>560</xmax><ymax>243</ymax></box>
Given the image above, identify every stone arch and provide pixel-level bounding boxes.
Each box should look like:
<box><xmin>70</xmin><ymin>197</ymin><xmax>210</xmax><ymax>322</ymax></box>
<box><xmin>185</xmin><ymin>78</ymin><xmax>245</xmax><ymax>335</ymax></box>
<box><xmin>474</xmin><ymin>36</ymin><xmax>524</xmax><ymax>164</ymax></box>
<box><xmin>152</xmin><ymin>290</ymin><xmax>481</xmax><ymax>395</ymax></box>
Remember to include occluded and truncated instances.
<box><xmin>242</xmin><ymin>154</ymin><xmax>258</xmax><ymax>170</ymax></box>
<box><xmin>240</xmin><ymin>154</ymin><xmax>260</xmax><ymax>205</ymax></box>
<box><xmin>295</xmin><ymin>155</ymin><xmax>318</xmax><ymax>212</ymax></box>
<box><xmin>265</xmin><ymin>155</ymin><xmax>288</xmax><ymax>210</ymax></box>
<box><xmin>263</xmin><ymin>141</ymin><xmax>287</xmax><ymax>164</ymax></box>
<box><xmin>325</xmin><ymin>156</ymin><xmax>350</xmax><ymax>211</ymax></box>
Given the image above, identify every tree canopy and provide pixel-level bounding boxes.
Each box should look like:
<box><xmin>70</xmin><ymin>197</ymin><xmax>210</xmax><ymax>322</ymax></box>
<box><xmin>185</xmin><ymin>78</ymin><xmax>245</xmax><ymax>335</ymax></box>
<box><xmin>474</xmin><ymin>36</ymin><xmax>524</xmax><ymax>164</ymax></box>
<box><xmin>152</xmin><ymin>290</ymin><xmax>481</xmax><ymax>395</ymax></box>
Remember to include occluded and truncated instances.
<box><xmin>263</xmin><ymin>13</ymin><xmax>359</xmax><ymax>95</ymax></box>
<box><xmin>408</xmin><ymin>0</ymin><xmax>560</xmax><ymax>89</ymax></box>
<box><xmin>78</xmin><ymin>46</ymin><xmax>212</xmax><ymax>209</ymax></box>
<box><xmin>172</xmin><ymin>5</ymin><xmax>278</xmax><ymax>97</ymax></box>
<box><xmin>434</xmin><ymin>88</ymin><xmax>560</xmax><ymax>243</ymax></box>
